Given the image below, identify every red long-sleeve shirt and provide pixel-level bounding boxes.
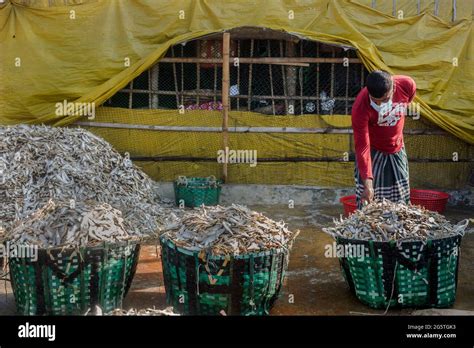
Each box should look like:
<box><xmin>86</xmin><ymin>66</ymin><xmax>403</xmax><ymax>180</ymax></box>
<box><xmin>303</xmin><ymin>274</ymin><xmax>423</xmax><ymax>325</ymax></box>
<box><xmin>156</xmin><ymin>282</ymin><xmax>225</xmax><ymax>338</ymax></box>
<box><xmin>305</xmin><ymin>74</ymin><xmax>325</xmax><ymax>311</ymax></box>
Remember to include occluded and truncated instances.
<box><xmin>351</xmin><ymin>75</ymin><xmax>416</xmax><ymax>180</ymax></box>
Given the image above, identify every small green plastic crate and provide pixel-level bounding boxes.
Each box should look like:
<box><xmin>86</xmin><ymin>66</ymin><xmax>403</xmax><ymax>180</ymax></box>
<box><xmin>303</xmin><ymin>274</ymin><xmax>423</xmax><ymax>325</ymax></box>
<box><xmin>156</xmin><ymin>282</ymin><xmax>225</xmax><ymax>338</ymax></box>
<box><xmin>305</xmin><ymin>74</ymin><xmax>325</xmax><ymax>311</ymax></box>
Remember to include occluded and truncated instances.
<box><xmin>8</xmin><ymin>241</ymin><xmax>140</xmax><ymax>315</ymax></box>
<box><xmin>174</xmin><ymin>176</ymin><xmax>222</xmax><ymax>208</ymax></box>
<box><xmin>337</xmin><ymin>235</ymin><xmax>461</xmax><ymax>309</ymax></box>
<box><xmin>160</xmin><ymin>235</ymin><xmax>295</xmax><ymax>315</ymax></box>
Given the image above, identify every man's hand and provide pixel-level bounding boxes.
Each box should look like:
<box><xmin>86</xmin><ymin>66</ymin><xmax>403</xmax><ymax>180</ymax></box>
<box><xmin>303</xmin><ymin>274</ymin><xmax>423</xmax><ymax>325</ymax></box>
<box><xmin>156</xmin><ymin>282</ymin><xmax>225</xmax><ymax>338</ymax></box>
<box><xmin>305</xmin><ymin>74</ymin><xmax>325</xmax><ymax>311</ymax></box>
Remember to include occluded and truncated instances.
<box><xmin>362</xmin><ymin>178</ymin><xmax>374</xmax><ymax>205</ymax></box>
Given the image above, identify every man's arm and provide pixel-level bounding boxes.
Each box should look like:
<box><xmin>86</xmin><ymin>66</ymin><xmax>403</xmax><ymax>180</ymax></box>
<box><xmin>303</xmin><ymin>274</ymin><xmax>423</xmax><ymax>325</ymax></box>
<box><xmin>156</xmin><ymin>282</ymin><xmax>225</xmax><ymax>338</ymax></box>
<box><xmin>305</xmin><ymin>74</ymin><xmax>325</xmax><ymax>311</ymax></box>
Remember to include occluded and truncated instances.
<box><xmin>351</xmin><ymin>95</ymin><xmax>374</xmax><ymax>203</ymax></box>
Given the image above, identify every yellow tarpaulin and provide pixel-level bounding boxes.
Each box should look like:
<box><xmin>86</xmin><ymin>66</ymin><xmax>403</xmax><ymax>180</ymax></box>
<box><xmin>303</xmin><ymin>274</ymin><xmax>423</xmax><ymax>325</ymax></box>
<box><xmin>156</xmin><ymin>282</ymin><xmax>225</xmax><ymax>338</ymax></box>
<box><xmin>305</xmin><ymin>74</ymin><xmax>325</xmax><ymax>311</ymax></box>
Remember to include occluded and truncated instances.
<box><xmin>0</xmin><ymin>0</ymin><xmax>473</xmax><ymax>145</ymax></box>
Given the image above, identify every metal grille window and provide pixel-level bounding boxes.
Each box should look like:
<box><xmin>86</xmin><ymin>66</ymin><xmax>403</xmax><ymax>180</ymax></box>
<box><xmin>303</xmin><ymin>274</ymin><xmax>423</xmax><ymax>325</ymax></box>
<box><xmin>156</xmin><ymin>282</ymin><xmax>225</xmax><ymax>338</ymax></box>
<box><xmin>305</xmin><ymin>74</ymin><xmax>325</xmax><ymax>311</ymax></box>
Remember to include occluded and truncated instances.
<box><xmin>105</xmin><ymin>30</ymin><xmax>369</xmax><ymax>115</ymax></box>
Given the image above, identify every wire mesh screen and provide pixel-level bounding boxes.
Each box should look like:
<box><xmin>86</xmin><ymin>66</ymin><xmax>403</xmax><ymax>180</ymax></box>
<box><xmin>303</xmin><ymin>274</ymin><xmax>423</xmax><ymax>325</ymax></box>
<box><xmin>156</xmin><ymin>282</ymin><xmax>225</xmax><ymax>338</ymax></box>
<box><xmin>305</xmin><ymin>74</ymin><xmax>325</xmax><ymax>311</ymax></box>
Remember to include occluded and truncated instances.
<box><xmin>98</xmin><ymin>35</ymin><xmax>376</xmax><ymax>185</ymax></box>
<box><xmin>105</xmin><ymin>38</ymin><xmax>369</xmax><ymax>116</ymax></box>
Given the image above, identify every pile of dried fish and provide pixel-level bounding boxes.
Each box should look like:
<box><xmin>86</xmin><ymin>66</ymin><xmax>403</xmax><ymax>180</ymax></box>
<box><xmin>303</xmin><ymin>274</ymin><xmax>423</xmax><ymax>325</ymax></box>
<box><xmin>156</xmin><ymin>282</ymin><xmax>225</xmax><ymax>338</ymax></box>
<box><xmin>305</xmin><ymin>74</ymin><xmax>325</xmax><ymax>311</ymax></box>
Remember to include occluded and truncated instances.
<box><xmin>0</xmin><ymin>125</ymin><xmax>174</xmax><ymax>235</ymax></box>
<box><xmin>323</xmin><ymin>199</ymin><xmax>470</xmax><ymax>242</ymax></box>
<box><xmin>2</xmin><ymin>199</ymin><xmax>153</xmax><ymax>248</ymax></box>
<box><xmin>106</xmin><ymin>307</ymin><xmax>179</xmax><ymax>316</ymax></box>
<box><xmin>162</xmin><ymin>204</ymin><xmax>298</xmax><ymax>255</ymax></box>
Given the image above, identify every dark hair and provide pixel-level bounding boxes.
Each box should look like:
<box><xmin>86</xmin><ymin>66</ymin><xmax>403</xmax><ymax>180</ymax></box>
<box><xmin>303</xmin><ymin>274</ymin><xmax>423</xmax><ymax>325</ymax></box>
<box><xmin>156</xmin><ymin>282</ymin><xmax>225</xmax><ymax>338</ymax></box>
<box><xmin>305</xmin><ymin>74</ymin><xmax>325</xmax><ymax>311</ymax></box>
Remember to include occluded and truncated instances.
<box><xmin>366</xmin><ymin>70</ymin><xmax>393</xmax><ymax>98</ymax></box>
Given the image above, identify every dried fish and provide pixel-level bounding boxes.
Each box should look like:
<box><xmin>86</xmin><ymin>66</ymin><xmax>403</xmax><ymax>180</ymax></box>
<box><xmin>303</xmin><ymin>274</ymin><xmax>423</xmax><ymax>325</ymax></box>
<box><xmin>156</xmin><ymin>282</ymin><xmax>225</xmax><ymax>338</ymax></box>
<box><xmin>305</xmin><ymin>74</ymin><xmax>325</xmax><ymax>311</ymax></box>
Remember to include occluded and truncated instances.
<box><xmin>105</xmin><ymin>307</ymin><xmax>179</xmax><ymax>316</ymax></box>
<box><xmin>162</xmin><ymin>204</ymin><xmax>299</xmax><ymax>255</ymax></box>
<box><xmin>323</xmin><ymin>199</ymin><xmax>471</xmax><ymax>242</ymax></box>
<box><xmin>2</xmin><ymin>199</ymin><xmax>156</xmax><ymax>248</ymax></box>
<box><xmin>0</xmin><ymin>125</ymin><xmax>177</xmax><ymax>235</ymax></box>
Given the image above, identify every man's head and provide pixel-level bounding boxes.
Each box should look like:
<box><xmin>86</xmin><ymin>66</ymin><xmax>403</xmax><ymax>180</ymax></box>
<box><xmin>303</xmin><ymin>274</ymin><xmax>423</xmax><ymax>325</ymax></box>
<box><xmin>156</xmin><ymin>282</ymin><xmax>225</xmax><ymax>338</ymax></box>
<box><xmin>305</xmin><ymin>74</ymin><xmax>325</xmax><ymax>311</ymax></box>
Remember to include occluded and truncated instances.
<box><xmin>367</xmin><ymin>70</ymin><xmax>393</xmax><ymax>105</ymax></box>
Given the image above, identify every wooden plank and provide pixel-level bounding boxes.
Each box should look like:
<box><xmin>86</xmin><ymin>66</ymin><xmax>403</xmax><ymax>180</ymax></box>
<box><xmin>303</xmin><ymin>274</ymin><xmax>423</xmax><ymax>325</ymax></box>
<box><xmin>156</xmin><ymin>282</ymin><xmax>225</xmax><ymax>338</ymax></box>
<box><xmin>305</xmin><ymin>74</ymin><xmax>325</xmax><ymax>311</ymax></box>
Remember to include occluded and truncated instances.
<box><xmin>119</xmin><ymin>88</ymin><xmax>356</xmax><ymax>102</ymax></box>
<box><xmin>75</xmin><ymin>121</ymin><xmax>448</xmax><ymax>135</ymax></box>
<box><xmin>129</xmin><ymin>156</ymin><xmax>473</xmax><ymax>163</ymax></box>
<box><xmin>159</xmin><ymin>57</ymin><xmax>360</xmax><ymax>64</ymax></box>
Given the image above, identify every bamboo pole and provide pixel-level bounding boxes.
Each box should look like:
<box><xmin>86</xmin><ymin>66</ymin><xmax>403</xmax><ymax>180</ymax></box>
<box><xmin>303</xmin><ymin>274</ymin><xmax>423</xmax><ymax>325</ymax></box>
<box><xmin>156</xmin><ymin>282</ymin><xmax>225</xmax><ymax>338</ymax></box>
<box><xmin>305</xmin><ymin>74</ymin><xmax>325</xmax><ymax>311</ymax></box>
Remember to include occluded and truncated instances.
<box><xmin>300</xmin><ymin>42</ymin><xmax>303</xmax><ymax>115</ymax></box>
<box><xmin>316</xmin><ymin>42</ymin><xmax>320</xmax><ymax>114</ymax></box>
<box><xmin>267</xmin><ymin>40</ymin><xmax>276</xmax><ymax>115</ymax></box>
<box><xmin>151</xmin><ymin>64</ymin><xmax>159</xmax><ymax>108</ymax></box>
<box><xmin>248</xmin><ymin>39</ymin><xmax>254</xmax><ymax>111</ymax></box>
<box><xmin>330</xmin><ymin>48</ymin><xmax>335</xmax><ymax>100</ymax></box>
<box><xmin>345</xmin><ymin>52</ymin><xmax>349</xmax><ymax>115</ymax></box>
<box><xmin>222</xmin><ymin>32</ymin><xmax>230</xmax><ymax>182</ymax></box>
<box><xmin>180</xmin><ymin>45</ymin><xmax>184</xmax><ymax>107</ymax></box>
<box><xmin>128</xmin><ymin>80</ymin><xmax>133</xmax><ymax>109</ymax></box>
<box><xmin>213</xmin><ymin>63</ymin><xmax>217</xmax><ymax>103</ymax></box>
<box><xmin>237</xmin><ymin>40</ymin><xmax>240</xmax><ymax>110</ymax></box>
<box><xmin>286</xmin><ymin>41</ymin><xmax>296</xmax><ymax>114</ymax></box>
<box><xmin>280</xmin><ymin>41</ymin><xmax>289</xmax><ymax>113</ymax></box>
<box><xmin>171</xmin><ymin>47</ymin><xmax>180</xmax><ymax>108</ymax></box>
<box><xmin>196</xmin><ymin>41</ymin><xmax>201</xmax><ymax>105</ymax></box>
<box><xmin>148</xmin><ymin>69</ymin><xmax>151</xmax><ymax>109</ymax></box>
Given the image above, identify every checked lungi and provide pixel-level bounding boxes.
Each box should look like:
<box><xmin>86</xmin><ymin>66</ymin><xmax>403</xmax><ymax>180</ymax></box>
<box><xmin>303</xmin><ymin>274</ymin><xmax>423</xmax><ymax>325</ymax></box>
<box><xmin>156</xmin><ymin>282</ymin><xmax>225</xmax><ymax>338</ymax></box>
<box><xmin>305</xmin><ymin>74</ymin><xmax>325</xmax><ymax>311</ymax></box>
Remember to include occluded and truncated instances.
<box><xmin>355</xmin><ymin>147</ymin><xmax>410</xmax><ymax>209</ymax></box>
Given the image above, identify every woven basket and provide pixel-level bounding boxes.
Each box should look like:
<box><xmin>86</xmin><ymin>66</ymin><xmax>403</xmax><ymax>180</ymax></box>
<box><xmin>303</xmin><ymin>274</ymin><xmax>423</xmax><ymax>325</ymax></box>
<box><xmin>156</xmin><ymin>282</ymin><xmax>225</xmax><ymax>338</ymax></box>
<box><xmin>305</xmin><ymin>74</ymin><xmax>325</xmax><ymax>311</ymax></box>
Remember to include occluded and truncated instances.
<box><xmin>337</xmin><ymin>235</ymin><xmax>461</xmax><ymax>309</ymax></box>
<box><xmin>8</xmin><ymin>242</ymin><xmax>140</xmax><ymax>315</ymax></box>
<box><xmin>160</xmin><ymin>236</ymin><xmax>293</xmax><ymax>315</ymax></box>
<box><xmin>174</xmin><ymin>176</ymin><xmax>222</xmax><ymax>208</ymax></box>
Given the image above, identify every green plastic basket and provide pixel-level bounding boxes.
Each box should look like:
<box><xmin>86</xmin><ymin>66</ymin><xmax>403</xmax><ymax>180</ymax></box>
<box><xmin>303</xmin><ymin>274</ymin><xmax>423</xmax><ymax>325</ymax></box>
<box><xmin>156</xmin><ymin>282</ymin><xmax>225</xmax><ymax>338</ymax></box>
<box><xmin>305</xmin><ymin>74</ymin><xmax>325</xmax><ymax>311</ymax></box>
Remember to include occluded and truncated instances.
<box><xmin>159</xmin><ymin>235</ymin><xmax>294</xmax><ymax>315</ymax></box>
<box><xmin>8</xmin><ymin>242</ymin><xmax>140</xmax><ymax>315</ymax></box>
<box><xmin>337</xmin><ymin>235</ymin><xmax>461</xmax><ymax>309</ymax></box>
<box><xmin>174</xmin><ymin>176</ymin><xmax>222</xmax><ymax>208</ymax></box>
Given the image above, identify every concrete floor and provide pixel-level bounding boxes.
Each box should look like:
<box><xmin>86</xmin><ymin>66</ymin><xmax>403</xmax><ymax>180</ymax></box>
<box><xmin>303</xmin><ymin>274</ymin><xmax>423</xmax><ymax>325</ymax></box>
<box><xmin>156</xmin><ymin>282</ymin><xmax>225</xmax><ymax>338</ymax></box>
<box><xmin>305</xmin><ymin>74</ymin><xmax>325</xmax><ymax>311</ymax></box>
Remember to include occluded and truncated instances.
<box><xmin>1</xmin><ymin>204</ymin><xmax>473</xmax><ymax>315</ymax></box>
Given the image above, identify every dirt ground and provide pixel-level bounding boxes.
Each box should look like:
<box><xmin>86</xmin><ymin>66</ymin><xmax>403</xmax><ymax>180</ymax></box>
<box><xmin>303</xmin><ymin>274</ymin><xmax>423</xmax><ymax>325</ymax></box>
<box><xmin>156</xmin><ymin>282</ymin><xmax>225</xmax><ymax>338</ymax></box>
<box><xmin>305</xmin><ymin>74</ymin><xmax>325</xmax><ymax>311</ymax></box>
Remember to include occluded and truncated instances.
<box><xmin>1</xmin><ymin>204</ymin><xmax>473</xmax><ymax>315</ymax></box>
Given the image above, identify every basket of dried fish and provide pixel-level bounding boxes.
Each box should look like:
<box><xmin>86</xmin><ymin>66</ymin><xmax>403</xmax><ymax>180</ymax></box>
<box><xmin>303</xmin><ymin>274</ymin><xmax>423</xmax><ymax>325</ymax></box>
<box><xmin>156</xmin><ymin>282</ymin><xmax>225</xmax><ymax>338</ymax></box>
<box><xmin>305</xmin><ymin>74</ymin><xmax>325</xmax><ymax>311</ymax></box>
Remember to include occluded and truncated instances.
<box><xmin>2</xmin><ymin>200</ymin><xmax>143</xmax><ymax>315</ymax></box>
<box><xmin>173</xmin><ymin>176</ymin><xmax>222</xmax><ymax>207</ymax></box>
<box><xmin>160</xmin><ymin>204</ymin><xmax>299</xmax><ymax>315</ymax></box>
<box><xmin>323</xmin><ymin>199</ymin><xmax>470</xmax><ymax>309</ymax></box>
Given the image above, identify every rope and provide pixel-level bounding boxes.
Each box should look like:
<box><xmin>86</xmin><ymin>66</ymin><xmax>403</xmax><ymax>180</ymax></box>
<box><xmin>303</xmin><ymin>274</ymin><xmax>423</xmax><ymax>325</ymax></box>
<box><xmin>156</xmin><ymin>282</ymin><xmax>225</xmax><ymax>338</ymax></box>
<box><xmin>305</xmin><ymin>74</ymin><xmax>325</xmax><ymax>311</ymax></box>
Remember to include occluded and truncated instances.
<box><xmin>382</xmin><ymin>261</ymin><xmax>399</xmax><ymax>315</ymax></box>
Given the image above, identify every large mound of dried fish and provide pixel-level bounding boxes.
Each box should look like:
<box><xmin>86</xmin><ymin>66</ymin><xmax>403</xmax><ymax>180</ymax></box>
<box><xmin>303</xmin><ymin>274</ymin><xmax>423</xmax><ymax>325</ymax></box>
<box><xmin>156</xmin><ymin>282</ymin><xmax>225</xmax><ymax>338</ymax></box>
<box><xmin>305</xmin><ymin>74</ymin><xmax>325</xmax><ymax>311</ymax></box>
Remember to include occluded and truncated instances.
<box><xmin>323</xmin><ymin>199</ymin><xmax>470</xmax><ymax>242</ymax></box>
<box><xmin>106</xmin><ymin>307</ymin><xmax>179</xmax><ymax>316</ymax></box>
<box><xmin>3</xmin><ymin>199</ymin><xmax>153</xmax><ymax>248</ymax></box>
<box><xmin>162</xmin><ymin>204</ymin><xmax>298</xmax><ymax>255</ymax></box>
<box><xmin>0</xmin><ymin>125</ymin><xmax>172</xmax><ymax>235</ymax></box>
